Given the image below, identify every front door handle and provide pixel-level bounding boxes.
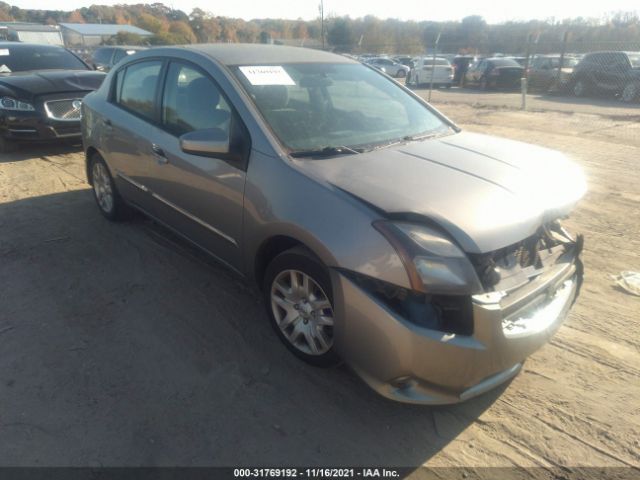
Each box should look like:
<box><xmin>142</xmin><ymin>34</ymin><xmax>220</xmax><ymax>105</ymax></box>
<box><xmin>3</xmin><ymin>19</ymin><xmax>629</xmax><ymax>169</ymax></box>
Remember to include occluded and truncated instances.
<box><xmin>151</xmin><ymin>144</ymin><xmax>168</xmax><ymax>164</ymax></box>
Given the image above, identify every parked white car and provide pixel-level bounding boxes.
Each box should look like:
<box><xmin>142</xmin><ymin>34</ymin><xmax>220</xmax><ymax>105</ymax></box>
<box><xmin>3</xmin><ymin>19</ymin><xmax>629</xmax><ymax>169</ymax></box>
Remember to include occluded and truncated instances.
<box><xmin>408</xmin><ymin>57</ymin><xmax>455</xmax><ymax>88</ymax></box>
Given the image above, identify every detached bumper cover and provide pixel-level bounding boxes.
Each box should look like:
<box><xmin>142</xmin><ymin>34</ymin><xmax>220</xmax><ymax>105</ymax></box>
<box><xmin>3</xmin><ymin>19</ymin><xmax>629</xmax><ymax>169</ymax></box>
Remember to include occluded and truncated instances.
<box><xmin>332</xmin><ymin>255</ymin><xmax>582</xmax><ymax>405</ymax></box>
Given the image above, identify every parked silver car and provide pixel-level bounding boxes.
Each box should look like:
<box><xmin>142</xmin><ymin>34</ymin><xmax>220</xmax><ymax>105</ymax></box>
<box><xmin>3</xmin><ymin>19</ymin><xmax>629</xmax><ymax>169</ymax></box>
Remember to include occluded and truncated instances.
<box><xmin>366</xmin><ymin>57</ymin><xmax>411</xmax><ymax>78</ymax></box>
<box><xmin>81</xmin><ymin>45</ymin><xmax>586</xmax><ymax>404</ymax></box>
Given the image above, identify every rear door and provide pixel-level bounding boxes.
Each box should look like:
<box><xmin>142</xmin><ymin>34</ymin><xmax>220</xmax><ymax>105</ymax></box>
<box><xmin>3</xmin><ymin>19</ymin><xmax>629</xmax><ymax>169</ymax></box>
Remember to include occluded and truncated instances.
<box><xmin>528</xmin><ymin>57</ymin><xmax>546</xmax><ymax>87</ymax></box>
<box><xmin>100</xmin><ymin>59</ymin><xmax>165</xmax><ymax>209</ymax></box>
<box><xmin>604</xmin><ymin>53</ymin><xmax>631</xmax><ymax>92</ymax></box>
<box><xmin>591</xmin><ymin>53</ymin><xmax>612</xmax><ymax>90</ymax></box>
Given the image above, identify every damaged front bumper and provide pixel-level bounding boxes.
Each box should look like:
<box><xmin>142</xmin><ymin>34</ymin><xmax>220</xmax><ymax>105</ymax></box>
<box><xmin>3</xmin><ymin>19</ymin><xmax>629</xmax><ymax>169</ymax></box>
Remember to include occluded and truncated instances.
<box><xmin>332</xmin><ymin>226</ymin><xmax>584</xmax><ymax>405</ymax></box>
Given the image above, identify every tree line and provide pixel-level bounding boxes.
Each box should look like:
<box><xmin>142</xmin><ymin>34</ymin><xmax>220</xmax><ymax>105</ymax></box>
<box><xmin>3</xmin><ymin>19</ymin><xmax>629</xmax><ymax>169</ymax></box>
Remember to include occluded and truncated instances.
<box><xmin>0</xmin><ymin>2</ymin><xmax>639</xmax><ymax>53</ymax></box>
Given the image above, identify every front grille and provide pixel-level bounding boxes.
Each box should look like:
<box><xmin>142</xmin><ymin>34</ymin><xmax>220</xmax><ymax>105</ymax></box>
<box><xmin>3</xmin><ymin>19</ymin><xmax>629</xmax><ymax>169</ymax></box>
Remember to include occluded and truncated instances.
<box><xmin>44</xmin><ymin>99</ymin><xmax>83</xmax><ymax>121</ymax></box>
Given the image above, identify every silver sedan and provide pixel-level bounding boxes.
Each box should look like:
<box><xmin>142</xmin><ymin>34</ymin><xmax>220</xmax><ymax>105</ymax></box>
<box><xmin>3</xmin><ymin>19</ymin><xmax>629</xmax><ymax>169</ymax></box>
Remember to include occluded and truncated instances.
<box><xmin>81</xmin><ymin>45</ymin><xmax>586</xmax><ymax>404</ymax></box>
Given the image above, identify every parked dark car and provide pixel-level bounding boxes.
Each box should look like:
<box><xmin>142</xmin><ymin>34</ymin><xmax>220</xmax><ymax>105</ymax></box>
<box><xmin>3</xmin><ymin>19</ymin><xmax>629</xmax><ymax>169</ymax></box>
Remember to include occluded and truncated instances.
<box><xmin>452</xmin><ymin>55</ymin><xmax>476</xmax><ymax>84</ymax></box>
<box><xmin>506</xmin><ymin>56</ymin><xmax>527</xmax><ymax>67</ymax></box>
<box><xmin>91</xmin><ymin>46</ymin><xmax>147</xmax><ymax>73</ymax></box>
<box><xmin>0</xmin><ymin>42</ymin><xmax>105</xmax><ymax>152</ymax></box>
<box><xmin>527</xmin><ymin>55</ymin><xmax>580</xmax><ymax>91</ymax></box>
<box><xmin>570</xmin><ymin>51</ymin><xmax>640</xmax><ymax>102</ymax></box>
<box><xmin>464</xmin><ymin>57</ymin><xmax>524</xmax><ymax>90</ymax></box>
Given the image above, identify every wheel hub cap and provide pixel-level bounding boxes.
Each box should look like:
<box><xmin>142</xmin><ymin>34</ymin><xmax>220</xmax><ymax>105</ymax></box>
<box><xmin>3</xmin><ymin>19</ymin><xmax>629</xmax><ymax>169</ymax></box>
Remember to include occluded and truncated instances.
<box><xmin>92</xmin><ymin>162</ymin><xmax>114</xmax><ymax>213</ymax></box>
<box><xmin>270</xmin><ymin>269</ymin><xmax>334</xmax><ymax>356</ymax></box>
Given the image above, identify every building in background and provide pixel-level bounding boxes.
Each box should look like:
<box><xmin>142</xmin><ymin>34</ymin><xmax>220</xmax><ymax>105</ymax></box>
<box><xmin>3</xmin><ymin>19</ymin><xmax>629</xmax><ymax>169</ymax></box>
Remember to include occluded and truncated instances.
<box><xmin>0</xmin><ymin>22</ymin><xmax>64</xmax><ymax>45</ymax></box>
<box><xmin>59</xmin><ymin>23</ymin><xmax>153</xmax><ymax>47</ymax></box>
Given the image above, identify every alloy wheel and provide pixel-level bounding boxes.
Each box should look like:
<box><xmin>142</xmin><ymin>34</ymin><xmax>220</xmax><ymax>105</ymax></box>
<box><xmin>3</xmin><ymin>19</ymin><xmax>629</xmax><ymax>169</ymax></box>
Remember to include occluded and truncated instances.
<box><xmin>270</xmin><ymin>269</ymin><xmax>334</xmax><ymax>356</ymax></box>
<box><xmin>92</xmin><ymin>161</ymin><xmax>114</xmax><ymax>214</ymax></box>
<box><xmin>622</xmin><ymin>83</ymin><xmax>638</xmax><ymax>103</ymax></box>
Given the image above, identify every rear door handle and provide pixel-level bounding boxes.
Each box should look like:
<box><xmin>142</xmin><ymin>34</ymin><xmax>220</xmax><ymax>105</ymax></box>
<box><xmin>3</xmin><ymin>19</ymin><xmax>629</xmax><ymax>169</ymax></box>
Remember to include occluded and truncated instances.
<box><xmin>151</xmin><ymin>144</ymin><xmax>168</xmax><ymax>164</ymax></box>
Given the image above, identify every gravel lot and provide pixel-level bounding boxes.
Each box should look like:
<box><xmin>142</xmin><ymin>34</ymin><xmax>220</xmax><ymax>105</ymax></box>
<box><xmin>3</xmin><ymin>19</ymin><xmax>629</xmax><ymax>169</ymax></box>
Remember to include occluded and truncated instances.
<box><xmin>0</xmin><ymin>100</ymin><xmax>638</xmax><ymax>475</ymax></box>
<box><xmin>417</xmin><ymin>87</ymin><xmax>640</xmax><ymax>118</ymax></box>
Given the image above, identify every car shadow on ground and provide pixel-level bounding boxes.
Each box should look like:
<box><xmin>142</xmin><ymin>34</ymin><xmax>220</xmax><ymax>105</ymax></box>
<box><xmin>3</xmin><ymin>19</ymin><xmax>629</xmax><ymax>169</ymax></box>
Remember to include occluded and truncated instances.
<box><xmin>0</xmin><ymin>141</ymin><xmax>82</xmax><ymax>163</ymax></box>
<box><xmin>0</xmin><ymin>188</ymin><xmax>506</xmax><ymax>469</ymax></box>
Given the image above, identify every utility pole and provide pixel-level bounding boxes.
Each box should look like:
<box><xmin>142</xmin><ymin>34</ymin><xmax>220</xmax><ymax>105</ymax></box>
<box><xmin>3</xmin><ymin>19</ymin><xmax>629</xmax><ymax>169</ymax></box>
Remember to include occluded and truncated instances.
<box><xmin>428</xmin><ymin>30</ymin><xmax>441</xmax><ymax>103</ymax></box>
<box><xmin>319</xmin><ymin>1</ymin><xmax>325</xmax><ymax>50</ymax></box>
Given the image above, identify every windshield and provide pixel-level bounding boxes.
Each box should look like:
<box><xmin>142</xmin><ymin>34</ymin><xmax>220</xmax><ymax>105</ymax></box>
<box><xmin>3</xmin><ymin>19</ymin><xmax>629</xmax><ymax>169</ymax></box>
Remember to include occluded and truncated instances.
<box><xmin>234</xmin><ymin>63</ymin><xmax>450</xmax><ymax>152</ymax></box>
<box><xmin>0</xmin><ymin>45</ymin><xmax>89</xmax><ymax>73</ymax></box>
<box><xmin>628</xmin><ymin>54</ymin><xmax>640</xmax><ymax>68</ymax></box>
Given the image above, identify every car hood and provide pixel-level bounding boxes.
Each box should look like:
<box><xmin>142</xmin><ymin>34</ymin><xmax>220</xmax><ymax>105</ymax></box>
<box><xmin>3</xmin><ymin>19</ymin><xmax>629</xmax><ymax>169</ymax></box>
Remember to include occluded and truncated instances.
<box><xmin>295</xmin><ymin>131</ymin><xmax>587</xmax><ymax>254</ymax></box>
<box><xmin>0</xmin><ymin>70</ymin><xmax>106</xmax><ymax>99</ymax></box>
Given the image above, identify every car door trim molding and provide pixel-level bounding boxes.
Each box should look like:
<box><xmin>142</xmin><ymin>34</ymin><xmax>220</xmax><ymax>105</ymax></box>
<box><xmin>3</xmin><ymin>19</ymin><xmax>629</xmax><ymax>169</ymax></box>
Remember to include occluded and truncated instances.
<box><xmin>117</xmin><ymin>172</ymin><xmax>149</xmax><ymax>192</ymax></box>
<box><xmin>117</xmin><ymin>172</ymin><xmax>237</xmax><ymax>247</ymax></box>
<box><xmin>150</xmin><ymin>192</ymin><xmax>238</xmax><ymax>247</ymax></box>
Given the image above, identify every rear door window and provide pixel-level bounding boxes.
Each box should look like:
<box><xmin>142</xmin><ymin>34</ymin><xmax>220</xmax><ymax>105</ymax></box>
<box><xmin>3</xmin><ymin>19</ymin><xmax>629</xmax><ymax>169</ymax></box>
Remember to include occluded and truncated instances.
<box><xmin>116</xmin><ymin>60</ymin><xmax>163</xmax><ymax>121</ymax></box>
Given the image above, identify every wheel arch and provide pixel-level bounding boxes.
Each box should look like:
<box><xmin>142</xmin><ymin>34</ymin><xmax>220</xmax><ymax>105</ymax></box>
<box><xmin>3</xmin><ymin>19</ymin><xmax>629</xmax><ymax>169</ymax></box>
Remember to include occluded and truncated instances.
<box><xmin>85</xmin><ymin>146</ymin><xmax>101</xmax><ymax>185</ymax></box>
<box><xmin>253</xmin><ymin>235</ymin><xmax>323</xmax><ymax>291</ymax></box>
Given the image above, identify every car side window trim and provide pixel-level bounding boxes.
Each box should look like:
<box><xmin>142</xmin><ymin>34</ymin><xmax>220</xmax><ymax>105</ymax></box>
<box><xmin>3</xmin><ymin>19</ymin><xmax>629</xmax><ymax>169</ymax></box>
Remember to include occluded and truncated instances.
<box><xmin>157</xmin><ymin>58</ymin><xmax>252</xmax><ymax>170</ymax></box>
<box><xmin>109</xmin><ymin>57</ymin><xmax>168</xmax><ymax>127</ymax></box>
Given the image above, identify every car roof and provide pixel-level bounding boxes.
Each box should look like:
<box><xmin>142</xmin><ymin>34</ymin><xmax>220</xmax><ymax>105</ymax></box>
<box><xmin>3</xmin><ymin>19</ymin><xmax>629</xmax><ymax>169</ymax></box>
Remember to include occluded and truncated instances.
<box><xmin>0</xmin><ymin>41</ymin><xmax>64</xmax><ymax>50</ymax></box>
<box><xmin>184</xmin><ymin>43</ymin><xmax>356</xmax><ymax>66</ymax></box>
<box><xmin>97</xmin><ymin>45</ymin><xmax>147</xmax><ymax>50</ymax></box>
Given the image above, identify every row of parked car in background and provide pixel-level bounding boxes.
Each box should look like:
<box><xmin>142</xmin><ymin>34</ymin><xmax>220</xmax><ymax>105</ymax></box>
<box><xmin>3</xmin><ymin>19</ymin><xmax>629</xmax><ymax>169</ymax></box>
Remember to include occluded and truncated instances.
<box><xmin>355</xmin><ymin>51</ymin><xmax>640</xmax><ymax>103</ymax></box>
<box><xmin>0</xmin><ymin>41</ymin><xmax>638</xmax><ymax>153</ymax></box>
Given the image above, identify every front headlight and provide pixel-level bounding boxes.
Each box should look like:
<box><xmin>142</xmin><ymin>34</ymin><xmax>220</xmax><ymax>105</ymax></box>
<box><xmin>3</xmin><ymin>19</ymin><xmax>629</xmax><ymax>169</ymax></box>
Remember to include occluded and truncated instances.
<box><xmin>0</xmin><ymin>96</ymin><xmax>35</xmax><ymax>111</ymax></box>
<box><xmin>374</xmin><ymin>221</ymin><xmax>483</xmax><ymax>295</ymax></box>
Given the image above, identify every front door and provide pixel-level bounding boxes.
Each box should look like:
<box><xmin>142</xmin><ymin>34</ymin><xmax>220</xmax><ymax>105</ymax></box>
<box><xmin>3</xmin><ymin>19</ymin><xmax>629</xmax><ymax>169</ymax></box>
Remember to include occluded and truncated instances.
<box><xmin>140</xmin><ymin>61</ymin><xmax>248</xmax><ymax>272</ymax></box>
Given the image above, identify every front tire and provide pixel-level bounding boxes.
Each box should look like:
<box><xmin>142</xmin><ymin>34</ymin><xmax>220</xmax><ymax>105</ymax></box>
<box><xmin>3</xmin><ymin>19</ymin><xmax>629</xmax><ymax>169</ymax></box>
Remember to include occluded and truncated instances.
<box><xmin>263</xmin><ymin>247</ymin><xmax>340</xmax><ymax>367</ymax></box>
<box><xmin>573</xmin><ymin>79</ymin><xmax>589</xmax><ymax>97</ymax></box>
<box><xmin>89</xmin><ymin>153</ymin><xmax>132</xmax><ymax>221</ymax></box>
<box><xmin>621</xmin><ymin>82</ymin><xmax>639</xmax><ymax>103</ymax></box>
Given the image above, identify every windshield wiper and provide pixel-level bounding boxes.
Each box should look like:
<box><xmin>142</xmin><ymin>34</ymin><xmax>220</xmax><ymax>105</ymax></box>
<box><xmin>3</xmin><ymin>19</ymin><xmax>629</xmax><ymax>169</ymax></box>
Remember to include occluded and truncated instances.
<box><xmin>403</xmin><ymin>129</ymin><xmax>452</xmax><ymax>142</ymax></box>
<box><xmin>289</xmin><ymin>145</ymin><xmax>363</xmax><ymax>158</ymax></box>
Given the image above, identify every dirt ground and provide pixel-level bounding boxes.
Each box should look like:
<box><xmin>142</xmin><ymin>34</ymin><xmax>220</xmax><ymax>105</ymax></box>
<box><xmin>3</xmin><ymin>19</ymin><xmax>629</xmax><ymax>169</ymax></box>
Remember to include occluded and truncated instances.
<box><xmin>0</xmin><ymin>101</ymin><xmax>638</xmax><ymax>475</ymax></box>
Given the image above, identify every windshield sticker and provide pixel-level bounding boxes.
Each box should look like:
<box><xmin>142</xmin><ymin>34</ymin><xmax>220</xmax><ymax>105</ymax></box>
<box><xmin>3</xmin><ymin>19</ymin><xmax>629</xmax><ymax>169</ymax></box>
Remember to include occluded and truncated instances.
<box><xmin>0</xmin><ymin>49</ymin><xmax>9</xmax><ymax>56</ymax></box>
<box><xmin>239</xmin><ymin>66</ymin><xmax>295</xmax><ymax>86</ymax></box>
<box><xmin>0</xmin><ymin>65</ymin><xmax>11</xmax><ymax>73</ymax></box>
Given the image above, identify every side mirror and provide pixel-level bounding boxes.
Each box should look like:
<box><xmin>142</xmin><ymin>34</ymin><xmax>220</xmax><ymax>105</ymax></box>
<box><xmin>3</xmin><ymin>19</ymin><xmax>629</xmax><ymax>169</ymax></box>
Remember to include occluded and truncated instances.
<box><xmin>180</xmin><ymin>128</ymin><xmax>230</xmax><ymax>157</ymax></box>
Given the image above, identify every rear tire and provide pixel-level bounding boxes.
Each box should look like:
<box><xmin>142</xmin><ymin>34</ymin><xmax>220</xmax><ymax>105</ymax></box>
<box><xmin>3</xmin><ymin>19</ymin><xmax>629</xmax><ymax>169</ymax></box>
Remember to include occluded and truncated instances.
<box><xmin>88</xmin><ymin>153</ymin><xmax>132</xmax><ymax>221</ymax></box>
<box><xmin>263</xmin><ymin>246</ymin><xmax>340</xmax><ymax>367</ymax></box>
<box><xmin>396</xmin><ymin>69</ymin><xmax>406</xmax><ymax>78</ymax></box>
